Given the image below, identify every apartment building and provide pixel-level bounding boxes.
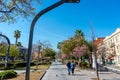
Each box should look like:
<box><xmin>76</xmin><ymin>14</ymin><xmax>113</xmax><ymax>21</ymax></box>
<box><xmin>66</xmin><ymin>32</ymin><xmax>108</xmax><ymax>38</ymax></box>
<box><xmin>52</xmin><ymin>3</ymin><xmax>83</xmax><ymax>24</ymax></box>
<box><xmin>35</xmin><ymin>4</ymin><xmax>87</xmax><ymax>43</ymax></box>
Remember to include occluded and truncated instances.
<box><xmin>93</xmin><ymin>38</ymin><xmax>105</xmax><ymax>49</ymax></box>
<box><xmin>93</xmin><ymin>38</ymin><xmax>105</xmax><ymax>64</ymax></box>
<box><xmin>99</xmin><ymin>28</ymin><xmax>120</xmax><ymax>66</ymax></box>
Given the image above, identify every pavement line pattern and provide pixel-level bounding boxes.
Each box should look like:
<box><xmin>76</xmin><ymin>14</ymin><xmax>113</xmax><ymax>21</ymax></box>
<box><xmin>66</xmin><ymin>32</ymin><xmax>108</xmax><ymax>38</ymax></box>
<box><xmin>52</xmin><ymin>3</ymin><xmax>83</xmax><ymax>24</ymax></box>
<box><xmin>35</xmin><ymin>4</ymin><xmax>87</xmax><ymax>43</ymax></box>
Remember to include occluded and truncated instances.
<box><xmin>41</xmin><ymin>62</ymin><xmax>120</xmax><ymax>80</ymax></box>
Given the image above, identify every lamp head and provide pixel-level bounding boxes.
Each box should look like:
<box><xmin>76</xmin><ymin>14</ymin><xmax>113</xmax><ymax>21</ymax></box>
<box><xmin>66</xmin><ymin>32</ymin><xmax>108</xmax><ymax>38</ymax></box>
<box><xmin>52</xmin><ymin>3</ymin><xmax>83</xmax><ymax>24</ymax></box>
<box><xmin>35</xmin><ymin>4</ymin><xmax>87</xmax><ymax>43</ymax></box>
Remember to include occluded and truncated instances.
<box><xmin>63</xmin><ymin>0</ymin><xmax>80</xmax><ymax>3</ymax></box>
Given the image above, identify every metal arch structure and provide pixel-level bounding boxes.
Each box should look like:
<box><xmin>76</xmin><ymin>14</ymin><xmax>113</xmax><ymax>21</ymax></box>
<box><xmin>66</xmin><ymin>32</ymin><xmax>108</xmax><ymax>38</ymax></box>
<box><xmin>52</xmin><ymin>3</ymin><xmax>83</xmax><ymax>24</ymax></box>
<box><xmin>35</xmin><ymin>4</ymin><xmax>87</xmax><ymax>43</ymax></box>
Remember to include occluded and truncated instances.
<box><xmin>26</xmin><ymin>0</ymin><xmax>80</xmax><ymax>80</ymax></box>
<box><xmin>0</xmin><ymin>33</ymin><xmax>10</xmax><ymax>69</ymax></box>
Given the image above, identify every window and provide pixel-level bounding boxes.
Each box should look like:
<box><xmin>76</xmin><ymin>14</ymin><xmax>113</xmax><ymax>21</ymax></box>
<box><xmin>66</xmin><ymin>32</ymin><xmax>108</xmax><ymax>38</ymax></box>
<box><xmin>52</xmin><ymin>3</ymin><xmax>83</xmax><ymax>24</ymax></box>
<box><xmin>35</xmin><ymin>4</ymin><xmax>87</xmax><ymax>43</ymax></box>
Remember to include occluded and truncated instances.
<box><xmin>118</xmin><ymin>56</ymin><xmax>120</xmax><ymax>64</ymax></box>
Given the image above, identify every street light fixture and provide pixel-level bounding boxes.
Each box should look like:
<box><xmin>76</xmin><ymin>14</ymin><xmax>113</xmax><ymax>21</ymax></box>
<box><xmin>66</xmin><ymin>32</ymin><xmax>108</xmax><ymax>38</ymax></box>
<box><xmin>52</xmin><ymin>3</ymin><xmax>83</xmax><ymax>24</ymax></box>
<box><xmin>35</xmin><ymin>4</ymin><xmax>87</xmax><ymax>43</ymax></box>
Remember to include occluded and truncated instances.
<box><xmin>26</xmin><ymin>0</ymin><xmax>80</xmax><ymax>80</ymax></box>
<box><xmin>64</xmin><ymin>0</ymin><xmax>80</xmax><ymax>3</ymax></box>
<box><xmin>0</xmin><ymin>33</ymin><xmax>10</xmax><ymax>69</ymax></box>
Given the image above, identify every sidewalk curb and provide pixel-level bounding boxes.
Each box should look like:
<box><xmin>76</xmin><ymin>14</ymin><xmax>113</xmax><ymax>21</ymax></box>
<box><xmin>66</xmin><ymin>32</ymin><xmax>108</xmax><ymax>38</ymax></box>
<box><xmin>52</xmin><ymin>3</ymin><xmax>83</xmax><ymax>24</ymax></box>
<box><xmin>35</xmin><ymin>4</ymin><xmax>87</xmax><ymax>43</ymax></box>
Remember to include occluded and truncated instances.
<box><xmin>39</xmin><ymin>70</ymin><xmax>47</xmax><ymax>80</ymax></box>
<box><xmin>39</xmin><ymin>64</ymin><xmax>51</xmax><ymax>80</ymax></box>
<box><xmin>104</xmin><ymin>66</ymin><xmax>120</xmax><ymax>74</ymax></box>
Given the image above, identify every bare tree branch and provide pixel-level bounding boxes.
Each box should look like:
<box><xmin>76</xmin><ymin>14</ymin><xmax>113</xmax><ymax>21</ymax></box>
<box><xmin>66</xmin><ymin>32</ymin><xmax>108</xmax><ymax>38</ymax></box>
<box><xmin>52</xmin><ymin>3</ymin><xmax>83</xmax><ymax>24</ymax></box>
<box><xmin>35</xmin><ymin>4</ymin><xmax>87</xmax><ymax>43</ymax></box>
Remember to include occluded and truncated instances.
<box><xmin>0</xmin><ymin>7</ymin><xmax>16</xmax><ymax>13</ymax></box>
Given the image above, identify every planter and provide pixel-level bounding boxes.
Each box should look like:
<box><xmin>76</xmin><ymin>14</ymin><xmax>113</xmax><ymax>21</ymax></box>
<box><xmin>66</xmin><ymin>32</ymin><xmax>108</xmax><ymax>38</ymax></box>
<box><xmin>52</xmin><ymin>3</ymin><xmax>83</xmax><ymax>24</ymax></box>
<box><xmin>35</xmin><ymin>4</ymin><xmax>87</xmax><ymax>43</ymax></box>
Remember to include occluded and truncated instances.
<box><xmin>91</xmin><ymin>78</ymin><xmax>102</xmax><ymax>80</ymax></box>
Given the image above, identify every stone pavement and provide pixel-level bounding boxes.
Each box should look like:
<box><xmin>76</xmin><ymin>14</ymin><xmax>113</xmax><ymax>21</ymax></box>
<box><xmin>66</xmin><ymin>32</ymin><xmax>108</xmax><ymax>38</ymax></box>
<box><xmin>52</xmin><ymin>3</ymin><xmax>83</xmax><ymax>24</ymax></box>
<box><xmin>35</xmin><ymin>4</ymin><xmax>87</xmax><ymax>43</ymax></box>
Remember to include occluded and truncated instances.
<box><xmin>104</xmin><ymin>65</ymin><xmax>120</xmax><ymax>74</ymax></box>
<box><xmin>41</xmin><ymin>62</ymin><xmax>120</xmax><ymax>80</ymax></box>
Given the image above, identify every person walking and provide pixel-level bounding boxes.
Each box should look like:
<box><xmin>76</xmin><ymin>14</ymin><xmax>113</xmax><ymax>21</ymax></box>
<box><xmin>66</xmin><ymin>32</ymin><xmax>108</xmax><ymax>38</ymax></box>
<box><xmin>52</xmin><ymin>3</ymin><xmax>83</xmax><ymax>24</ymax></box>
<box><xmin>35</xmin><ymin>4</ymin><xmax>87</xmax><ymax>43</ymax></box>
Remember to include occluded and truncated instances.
<box><xmin>67</xmin><ymin>61</ymin><xmax>71</xmax><ymax>75</ymax></box>
<box><xmin>71</xmin><ymin>61</ymin><xmax>75</xmax><ymax>75</ymax></box>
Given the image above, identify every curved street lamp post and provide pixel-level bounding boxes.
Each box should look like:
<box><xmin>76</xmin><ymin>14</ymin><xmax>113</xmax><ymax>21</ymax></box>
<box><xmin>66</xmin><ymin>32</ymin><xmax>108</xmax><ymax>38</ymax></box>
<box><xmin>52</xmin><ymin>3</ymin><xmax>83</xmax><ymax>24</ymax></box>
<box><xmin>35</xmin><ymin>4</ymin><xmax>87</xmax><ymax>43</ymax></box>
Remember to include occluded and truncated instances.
<box><xmin>0</xmin><ymin>33</ymin><xmax>10</xmax><ymax>69</ymax></box>
<box><xmin>26</xmin><ymin>0</ymin><xmax>80</xmax><ymax>80</ymax></box>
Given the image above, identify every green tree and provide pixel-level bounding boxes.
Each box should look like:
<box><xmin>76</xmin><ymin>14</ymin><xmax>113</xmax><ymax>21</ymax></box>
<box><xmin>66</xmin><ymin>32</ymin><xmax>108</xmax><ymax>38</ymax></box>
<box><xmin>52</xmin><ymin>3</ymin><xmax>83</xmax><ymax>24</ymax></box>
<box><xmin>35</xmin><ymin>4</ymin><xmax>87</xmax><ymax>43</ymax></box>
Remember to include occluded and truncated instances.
<box><xmin>73</xmin><ymin>29</ymin><xmax>85</xmax><ymax>46</ymax></box>
<box><xmin>37</xmin><ymin>40</ymin><xmax>43</xmax><ymax>59</ymax></box>
<box><xmin>57</xmin><ymin>29</ymin><xmax>93</xmax><ymax>67</ymax></box>
<box><xmin>75</xmin><ymin>30</ymin><xmax>84</xmax><ymax>39</ymax></box>
<box><xmin>17</xmin><ymin>42</ymin><xmax>22</xmax><ymax>47</ymax></box>
<box><xmin>14</xmin><ymin>30</ymin><xmax>21</xmax><ymax>45</ymax></box>
<box><xmin>0</xmin><ymin>0</ymin><xmax>42</xmax><ymax>23</ymax></box>
<box><xmin>42</xmin><ymin>47</ymin><xmax>56</xmax><ymax>60</ymax></box>
<box><xmin>0</xmin><ymin>44</ymin><xmax>7</xmax><ymax>56</ymax></box>
<box><xmin>85</xmin><ymin>41</ymin><xmax>93</xmax><ymax>68</ymax></box>
<box><xmin>0</xmin><ymin>37</ymin><xmax>8</xmax><ymax>56</ymax></box>
<box><xmin>61</xmin><ymin>39</ymin><xmax>76</xmax><ymax>57</ymax></box>
<box><xmin>0</xmin><ymin>44</ymin><xmax>19</xmax><ymax>60</ymax></box>
<box><xmin>57</xmin><ymin>42</ymin><xmax>64</xmax><ymax>60</ymax></box>
<box><xmin>57</xmin><ymin>30</ymin><xmax>85</xmax><ymax>59</ymax></box>
<box><xmin>9</xmin><ymin>45</ymin><xmax>19</xmax><ymax>59</ymax></box>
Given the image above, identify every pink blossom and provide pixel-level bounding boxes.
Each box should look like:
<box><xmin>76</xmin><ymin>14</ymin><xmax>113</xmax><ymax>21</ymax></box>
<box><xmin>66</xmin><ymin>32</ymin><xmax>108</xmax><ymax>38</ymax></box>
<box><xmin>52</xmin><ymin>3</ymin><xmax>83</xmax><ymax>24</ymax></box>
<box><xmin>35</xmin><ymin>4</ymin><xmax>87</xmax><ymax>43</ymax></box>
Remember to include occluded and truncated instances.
<box><xmin>73</xmin><ymin>44</ymin><xmax>83</xmax><ymax>58</ymax></box>
<box><xmin>61</xmin><ymin>54</ymin><xmax>67</xmax><ymax>60</ymax></box>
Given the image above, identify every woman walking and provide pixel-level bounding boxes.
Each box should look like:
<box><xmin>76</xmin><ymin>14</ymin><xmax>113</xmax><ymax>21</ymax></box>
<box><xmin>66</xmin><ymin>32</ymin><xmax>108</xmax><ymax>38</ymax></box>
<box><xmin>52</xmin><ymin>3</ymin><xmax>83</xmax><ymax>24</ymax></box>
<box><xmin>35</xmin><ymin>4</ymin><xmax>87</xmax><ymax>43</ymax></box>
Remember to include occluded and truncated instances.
<box><xmin>71</xmin><ymin>61</ymin><xmax>75</xmax><ymax>75</ymax></box>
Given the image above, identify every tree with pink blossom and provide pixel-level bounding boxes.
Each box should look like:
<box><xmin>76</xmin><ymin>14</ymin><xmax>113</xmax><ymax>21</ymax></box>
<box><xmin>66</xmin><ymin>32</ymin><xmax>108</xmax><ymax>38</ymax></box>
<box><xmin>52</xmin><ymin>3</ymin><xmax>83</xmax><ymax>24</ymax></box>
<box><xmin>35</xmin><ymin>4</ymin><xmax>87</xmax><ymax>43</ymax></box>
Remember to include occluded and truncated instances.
<box><xmin>73</xmin><ymin>44</ymin><xmax>83</xmax><ymax>58</ymax></box>
<box><xmin>61</xmin><ymin>54</ymin><xmax>67</xmax><ymax>60</ymax></box>
<box><xmin>57</xmin><ymin>30</ymin><xmax>92</xmax><ymax>68</ymax></box>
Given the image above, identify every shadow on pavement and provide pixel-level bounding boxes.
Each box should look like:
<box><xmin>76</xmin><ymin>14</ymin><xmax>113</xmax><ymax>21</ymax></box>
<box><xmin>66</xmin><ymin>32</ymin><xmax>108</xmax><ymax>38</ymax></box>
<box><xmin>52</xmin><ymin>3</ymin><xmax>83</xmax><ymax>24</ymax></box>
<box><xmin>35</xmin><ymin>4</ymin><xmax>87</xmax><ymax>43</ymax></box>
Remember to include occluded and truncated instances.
<box><xmin>61</xmin><ymin>73</ymin><xmax>87</xmax><ymax>76</ymax></box>
<box><xmin>73</xmin><ymin>74</ymin><xmax>87</xmax><ymax>76</ymax></box>
<box><xmin>50</xmin><ymin>68</ymin><xmax>66</xmax><ymax>70</ymax></box>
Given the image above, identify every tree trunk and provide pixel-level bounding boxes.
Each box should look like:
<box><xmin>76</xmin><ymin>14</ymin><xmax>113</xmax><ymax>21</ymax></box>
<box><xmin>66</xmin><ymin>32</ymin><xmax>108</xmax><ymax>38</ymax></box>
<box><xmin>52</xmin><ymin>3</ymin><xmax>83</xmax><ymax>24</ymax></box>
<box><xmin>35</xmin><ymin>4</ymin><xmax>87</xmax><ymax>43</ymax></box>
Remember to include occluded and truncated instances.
<box><xmin>15</xmin><ymin>38</ymin><xmax>18</xmax><ymax>45</ymax></box>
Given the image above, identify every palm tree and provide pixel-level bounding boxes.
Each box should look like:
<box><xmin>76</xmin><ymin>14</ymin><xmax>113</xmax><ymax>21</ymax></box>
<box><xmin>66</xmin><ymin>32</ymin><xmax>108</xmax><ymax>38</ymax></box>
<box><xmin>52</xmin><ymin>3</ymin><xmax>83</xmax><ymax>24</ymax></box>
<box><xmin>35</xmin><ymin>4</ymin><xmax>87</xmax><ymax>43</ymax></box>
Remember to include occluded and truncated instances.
<box><xmin>75</xmin><ymin>30</ymin><xmax>84</xmax><ymax>39</ymax></box>
<box><xmin>14</xmin><ymin>30</ymin><xmax>21</xmax><ymax>45</ymax></box>
<box><xmin>73</xmin><ymin>30</ymin><xmax>85</xmax><ymax>47</ymax></box>
<box><xmin>17</xmin><ymin>42</ymin><xmax>22</xmax><ymax>47</ymax></box>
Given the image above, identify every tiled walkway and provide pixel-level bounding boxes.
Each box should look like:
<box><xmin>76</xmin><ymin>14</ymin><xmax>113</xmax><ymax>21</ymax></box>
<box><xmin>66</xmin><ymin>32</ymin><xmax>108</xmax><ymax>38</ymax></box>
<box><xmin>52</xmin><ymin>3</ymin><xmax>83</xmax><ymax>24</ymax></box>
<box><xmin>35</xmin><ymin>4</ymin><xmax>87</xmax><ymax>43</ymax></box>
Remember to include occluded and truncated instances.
<box><xmin>41</xmin><ymin>62</ymin><xmax>120</xmax><ymax>80</ymax></box>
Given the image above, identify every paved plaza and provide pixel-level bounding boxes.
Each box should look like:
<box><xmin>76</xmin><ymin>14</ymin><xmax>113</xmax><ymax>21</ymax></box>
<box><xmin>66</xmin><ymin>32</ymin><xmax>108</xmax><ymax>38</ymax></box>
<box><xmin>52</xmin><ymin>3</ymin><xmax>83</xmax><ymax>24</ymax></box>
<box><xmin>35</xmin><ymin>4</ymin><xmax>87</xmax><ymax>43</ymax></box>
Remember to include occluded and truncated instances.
<box><xmin>1</xmin><ymin>62</ymin><xmax>119</xmax><ymax>80</ymax></box>
<box><xmin>41</xmin><ymin>62</ymin><xmax>120</xmax><ymax>80</ymax></box>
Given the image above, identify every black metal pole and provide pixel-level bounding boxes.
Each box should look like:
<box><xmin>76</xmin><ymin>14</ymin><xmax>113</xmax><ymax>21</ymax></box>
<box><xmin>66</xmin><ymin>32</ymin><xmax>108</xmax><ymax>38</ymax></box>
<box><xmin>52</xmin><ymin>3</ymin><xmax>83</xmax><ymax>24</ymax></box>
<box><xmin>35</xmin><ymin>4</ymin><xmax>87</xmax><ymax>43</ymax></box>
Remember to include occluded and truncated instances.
<box><xmin>0</xmin><ymin>34</ymin><xmax>10</xmax><ymax>69</ymax></box>
<box><xmin>25</xmin><ymin>1</ymin><xmax>65</xmax><ymax>80</ymax></box>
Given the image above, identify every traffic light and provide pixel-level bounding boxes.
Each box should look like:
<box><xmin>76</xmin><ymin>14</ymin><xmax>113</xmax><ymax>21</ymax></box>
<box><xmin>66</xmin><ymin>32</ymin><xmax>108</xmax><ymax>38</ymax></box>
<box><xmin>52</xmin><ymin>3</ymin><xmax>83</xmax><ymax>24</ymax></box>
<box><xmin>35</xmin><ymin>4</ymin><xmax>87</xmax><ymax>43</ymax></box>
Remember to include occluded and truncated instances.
<box><xmin>64</xmin><ymin>0</ymin><xmax>80</xmax><ymax>3</ymax></box>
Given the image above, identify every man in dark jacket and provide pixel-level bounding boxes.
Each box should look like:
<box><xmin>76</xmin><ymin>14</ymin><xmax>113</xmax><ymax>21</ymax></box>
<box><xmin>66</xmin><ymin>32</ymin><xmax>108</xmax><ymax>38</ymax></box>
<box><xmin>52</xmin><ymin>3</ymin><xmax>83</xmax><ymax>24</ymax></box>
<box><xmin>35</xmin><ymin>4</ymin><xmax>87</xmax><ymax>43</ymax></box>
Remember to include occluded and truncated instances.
<box><xmin>67</xmin><ymin>61</ymin><xmax>71</xmax><ymax>75</ymax></box>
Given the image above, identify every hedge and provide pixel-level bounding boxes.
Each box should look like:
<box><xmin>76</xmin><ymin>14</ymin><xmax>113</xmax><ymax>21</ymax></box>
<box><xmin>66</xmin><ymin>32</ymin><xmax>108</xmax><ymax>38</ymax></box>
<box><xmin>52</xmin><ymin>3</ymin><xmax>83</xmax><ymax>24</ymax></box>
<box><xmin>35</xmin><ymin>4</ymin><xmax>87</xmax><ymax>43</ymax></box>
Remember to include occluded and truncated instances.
<box><xmin>0</xmin><ymin>70</ymin><xmax>17</xmax><ymax>80</ymax></box>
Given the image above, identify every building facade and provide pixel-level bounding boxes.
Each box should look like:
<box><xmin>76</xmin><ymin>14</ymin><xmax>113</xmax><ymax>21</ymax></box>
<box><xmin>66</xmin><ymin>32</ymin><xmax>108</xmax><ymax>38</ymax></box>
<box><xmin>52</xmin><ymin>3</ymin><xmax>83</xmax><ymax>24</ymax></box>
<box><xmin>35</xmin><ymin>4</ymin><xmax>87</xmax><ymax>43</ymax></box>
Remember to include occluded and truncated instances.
<box><xmin>98</xmin><ymin>28</ymin><xmax>120</xmax><ymax>66</ymax></box>
<box><xmin>93</xmin><ymin>38</ymin><xmax>105</xmax><ymax>65</ymax></box>
<box><xmin>93</xmin><ymin>38</ymin><xmax>105</xmax><ymax>49</ymax></box>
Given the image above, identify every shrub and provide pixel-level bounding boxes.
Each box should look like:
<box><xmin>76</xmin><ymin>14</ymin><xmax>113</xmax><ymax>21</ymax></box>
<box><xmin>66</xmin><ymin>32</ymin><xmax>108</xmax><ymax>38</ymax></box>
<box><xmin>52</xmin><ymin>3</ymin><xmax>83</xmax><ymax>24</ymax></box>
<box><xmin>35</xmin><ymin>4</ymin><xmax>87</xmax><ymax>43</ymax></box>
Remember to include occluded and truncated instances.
<box><xmin>14</xmin><ymin>61</ymin><xmax>27</xmax><ymax>67</ymax></box>
<box><xmin>0</xmin><ymin>62</ymin><xmax>4</xmax><ymax>69</ymax></box>
<box><xmin>14</xmin><ymin>61</ymin><xmax>36</xmax><ymax>68</ymax></box>
<box><xmin>0</xmin><ymin>62</ymin><xmax>14</xmax><ymax>70</ymax></box>
<box><xmin>0</xmin><ymin>70</ymin><xmax>17</xmax><ymax>80</ymax></box>
<box><xmin>79</xmin><ymin>61</ymin><xmax>88</xmax><ymax>68</ymax></box>
<box><xmin>7</xmin><ymin>63</ymin><xmax>14</xmax><ymax>68</ymax></box>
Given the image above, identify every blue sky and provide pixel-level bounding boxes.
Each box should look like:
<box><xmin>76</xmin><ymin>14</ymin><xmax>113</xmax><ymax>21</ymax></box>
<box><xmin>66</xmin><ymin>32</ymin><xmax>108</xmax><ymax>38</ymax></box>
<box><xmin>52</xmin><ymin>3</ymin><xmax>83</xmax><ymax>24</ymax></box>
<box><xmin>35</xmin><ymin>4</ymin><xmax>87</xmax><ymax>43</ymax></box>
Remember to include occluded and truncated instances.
<box><xmin>0</xmin><ymin>0</ymin><xmax>120</xmax><ymax>51</ymax></box>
